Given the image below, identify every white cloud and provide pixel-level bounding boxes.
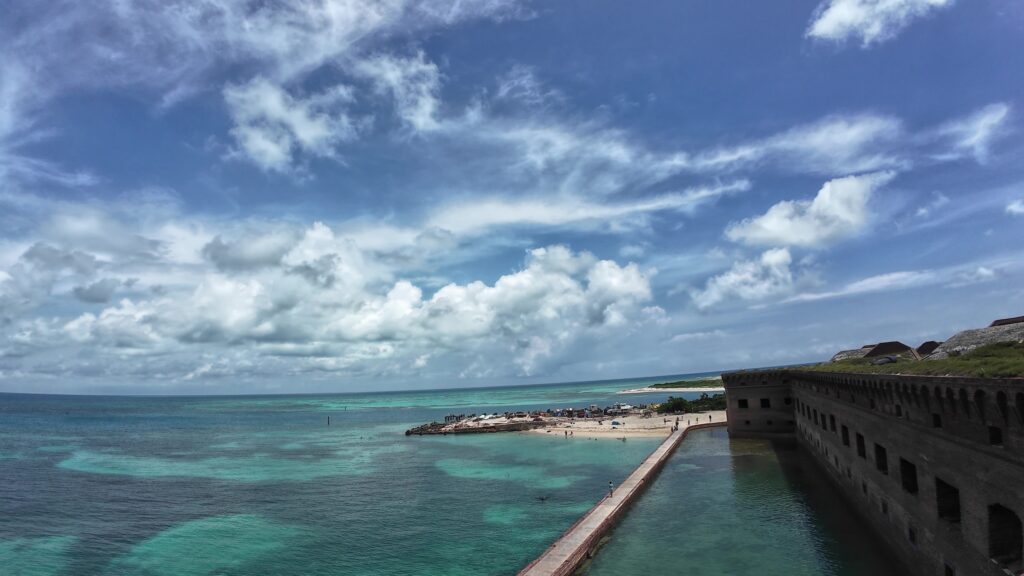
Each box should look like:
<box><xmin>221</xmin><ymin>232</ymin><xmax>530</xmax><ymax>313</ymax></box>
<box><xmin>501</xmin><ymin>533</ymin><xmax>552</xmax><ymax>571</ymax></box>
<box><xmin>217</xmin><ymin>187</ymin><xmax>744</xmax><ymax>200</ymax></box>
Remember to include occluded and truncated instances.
<box><xmin>936</xmin><ymin>103</ymin><xmax>1010</xmax><ymax>163</ymax></box>
<box><xmin>0</xmin><ymin>0</ymin><xmax>527</xmax><ymax>179</ymax></box>
<box><xmin>694</xmin><ymin>114</ymin><xmax>905</xmax><ymax>175</ymax></box>
<box><xmin>428</xmin><ymin>181</ymin><xmax>751</xmax><ymax>236</ymax></box>
<box><xmin>690</xmin><ymin>248</ymin><xmax>796</xmax><ymax>310</ymax></box>
<box><xmin>223</xmin><ymin>77</ymin><xmax>358</xmax><ymax>172</ymax></box>
<box><xmin>726</xmin><ymin>171</ymin><xmax>896</xmax><ymax>248</ymax></box>
<box><xmin>619</xmin><ymin>244</ymin><xmax>646</xmax><ymax>258</ymax></box>
<box><xmin>787</xmin><ymin>270</ymin><xmax>935</xmax><ymax>302</ymax></box>
<box><xmin>354</xmin><ymin>52</ymin><xmax>442</xmax><ymax>132</ymax></box>
<box><xmin>669</xmin><ymin>329</ymin><xmax>726</xmax><ymax>343</ymax></box>
<box><xmin>1008</xmin><ymin>200</ymin><xmax>1024</xmax><ymax>216</ymax></box>
<box><xmin>807</xmin><ymin>0</ymin><xmax>954</xmax><ymax>47</ymax></box>
<box><xmin>915</xmin><ymin>192</ymin><xmax>949</xmax><ymax>218</ymax></box>
<box><xmin>495</xmin><ymin>65</ymin><xmax>562</xmax><ymax>106</ymax></box>
<box><xmin>787</xmin><ymin>262</ymin><xmax>1002</xmax><ymax>302</ymax></box>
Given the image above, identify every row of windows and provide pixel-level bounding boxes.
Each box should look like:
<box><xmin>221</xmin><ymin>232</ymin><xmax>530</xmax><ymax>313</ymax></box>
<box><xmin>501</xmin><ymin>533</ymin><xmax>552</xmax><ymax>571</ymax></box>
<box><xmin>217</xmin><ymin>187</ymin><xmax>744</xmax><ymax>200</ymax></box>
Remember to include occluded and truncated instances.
<box><xmin>797</xmin><ymin>400</ymin><xmax>1024</xmax><ymax>571</ymax></box>
<box><xmin>735</xmin><ymin>396</ymin><xmax>792</xmax><ymax>409</ymax></box>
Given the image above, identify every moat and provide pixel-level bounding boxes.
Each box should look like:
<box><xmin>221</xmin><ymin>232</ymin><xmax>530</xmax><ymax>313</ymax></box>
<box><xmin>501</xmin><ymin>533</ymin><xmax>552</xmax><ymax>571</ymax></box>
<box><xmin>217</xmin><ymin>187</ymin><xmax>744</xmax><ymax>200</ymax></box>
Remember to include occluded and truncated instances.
<box><xmin>584</xmin><ymin>427</ymin><xmax>906</xmax><ymax>576</ymax></box>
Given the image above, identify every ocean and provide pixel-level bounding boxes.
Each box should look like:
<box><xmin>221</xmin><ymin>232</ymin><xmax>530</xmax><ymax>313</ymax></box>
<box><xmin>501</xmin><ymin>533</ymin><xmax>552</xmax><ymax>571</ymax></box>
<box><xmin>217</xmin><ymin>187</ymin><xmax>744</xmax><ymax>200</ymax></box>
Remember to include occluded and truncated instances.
<box><xmin>1</xmin><ymin>373</ymin><xmax>898</xmax><ymax>575</ymax></box>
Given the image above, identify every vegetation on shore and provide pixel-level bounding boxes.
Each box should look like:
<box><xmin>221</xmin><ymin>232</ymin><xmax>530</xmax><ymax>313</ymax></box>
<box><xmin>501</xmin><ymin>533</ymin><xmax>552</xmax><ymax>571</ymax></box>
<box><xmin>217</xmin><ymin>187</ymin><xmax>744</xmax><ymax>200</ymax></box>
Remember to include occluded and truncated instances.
<box><xmin>647</xmin><ymin>378</ymin><xmax>723</xmax><ymax>389</ymax></box>
<box><xmin>655</xmin><ymin>393</ymin><xmax>727</xmax><ymax>414</ymax></box>
<box><xmin>804</xmin><ymin>342</ymin><xmax>1024</xmax><ymax>378</ymax></box>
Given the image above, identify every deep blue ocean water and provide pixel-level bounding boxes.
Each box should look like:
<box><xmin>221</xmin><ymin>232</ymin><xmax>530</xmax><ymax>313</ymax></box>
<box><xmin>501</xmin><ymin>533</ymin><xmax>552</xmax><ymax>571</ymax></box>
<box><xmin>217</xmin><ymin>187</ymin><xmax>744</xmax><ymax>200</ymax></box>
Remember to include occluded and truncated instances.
<box><xmin>1</xmin><ymin>373</ymin><xmax>897</xmax><ymax>575</ymax></box>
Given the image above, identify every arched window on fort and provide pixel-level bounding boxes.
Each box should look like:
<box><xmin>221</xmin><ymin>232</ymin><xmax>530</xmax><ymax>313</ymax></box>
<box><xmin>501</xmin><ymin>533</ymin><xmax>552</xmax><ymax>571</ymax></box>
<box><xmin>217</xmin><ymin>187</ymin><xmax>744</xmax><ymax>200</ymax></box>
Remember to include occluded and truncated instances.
<box><xmin>996</xmin><ymin>392</ymin><xmax>1008</xmax><ymax>422</ymax></box>
<box><xmin>946</xmin><ymin>388</ymin><xmax>957</xmax><ymax>415</ymax></box>
<box><xmin>988</xmin><ymin>504</ymin><xmax>1023</xmax><ymax>570</ymax></box>
<box><xmin>1015</xmin><ymin>393</ymin><xmax>1024</xmax><ymax>426</ymax></box>
<box><xmin>959</xmin><ymin>389</ymin><xmax>971</xmax><ymax>419</ymax></box>
<box><xmin>974</xmin><ymin>390</ymin><xmax>988</xmax><ymax>423</ymax></box>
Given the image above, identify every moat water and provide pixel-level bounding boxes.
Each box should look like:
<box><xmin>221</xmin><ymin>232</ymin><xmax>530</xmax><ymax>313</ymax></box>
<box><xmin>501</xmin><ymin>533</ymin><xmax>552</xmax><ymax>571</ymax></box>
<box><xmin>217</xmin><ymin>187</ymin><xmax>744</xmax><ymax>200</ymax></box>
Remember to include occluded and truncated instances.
<box><xmin>1</xmin><ymin>376</ymin><xmax>902</xmax><ymax>575</ymax></box>
<box><xmin>585</xmin><ymin>427</ymin><xmax>906</xmax><ymax>576</ymax></box>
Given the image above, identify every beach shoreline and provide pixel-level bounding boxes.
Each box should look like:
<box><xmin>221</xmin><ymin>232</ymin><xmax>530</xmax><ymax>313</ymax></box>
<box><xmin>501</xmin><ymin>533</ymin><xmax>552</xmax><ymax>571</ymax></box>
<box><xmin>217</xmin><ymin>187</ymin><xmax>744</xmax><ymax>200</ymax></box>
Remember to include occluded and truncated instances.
<box><xmin>617</xmin><ymin>386</ymin><xmax>725</xmax><ymax>394</ymax></box>
<box><xmin>526</xmin><ymin>411</ymin><xmax>725</xmax><ymax>439</ymax></box>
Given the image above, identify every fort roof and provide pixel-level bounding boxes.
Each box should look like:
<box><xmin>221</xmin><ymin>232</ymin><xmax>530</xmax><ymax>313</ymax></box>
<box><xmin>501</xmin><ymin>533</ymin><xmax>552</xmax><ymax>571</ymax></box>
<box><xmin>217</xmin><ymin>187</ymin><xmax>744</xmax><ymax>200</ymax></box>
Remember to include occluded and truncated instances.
<box><xmin>990</xmin><ymin>315</ymin><xmax>1024</xmax><ymax>327</ymax></box>
<box><xmin>915</xmin><ymin>340</ymin><xmax>942</xmax><ymax>356</ymax></box>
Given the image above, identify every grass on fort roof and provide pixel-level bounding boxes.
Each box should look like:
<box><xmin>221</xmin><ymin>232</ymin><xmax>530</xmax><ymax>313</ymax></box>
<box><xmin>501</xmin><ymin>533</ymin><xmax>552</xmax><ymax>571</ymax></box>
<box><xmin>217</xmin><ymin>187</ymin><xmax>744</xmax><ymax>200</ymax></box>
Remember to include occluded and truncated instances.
<box><xmin>802</xmin><ymin>342</ymin><xmax>1024</xmax><ymax>378</ymax></box>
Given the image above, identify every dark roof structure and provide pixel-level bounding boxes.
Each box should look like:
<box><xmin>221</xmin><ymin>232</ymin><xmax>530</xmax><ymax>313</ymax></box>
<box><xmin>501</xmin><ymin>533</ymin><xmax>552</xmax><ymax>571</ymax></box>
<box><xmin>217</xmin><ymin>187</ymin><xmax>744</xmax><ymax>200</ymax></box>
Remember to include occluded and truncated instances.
<box><xmin>916</xmin><ymin>341</ymin><xmax>942</xmax><ymax>356</ymax></box>
<box><xmin>989</xmin><ymin>316</ymin><xmax>1024</xmax><ymax>327</ymax></box>
<box><xmin>830</xmin><ymin>342</ymin><xmax>920</xmax><ymax>362</ymax></box>
<box><xmin>863</xmin><ymin>341</ymin><xmax>915</xmax><ymax>358</ymax></box>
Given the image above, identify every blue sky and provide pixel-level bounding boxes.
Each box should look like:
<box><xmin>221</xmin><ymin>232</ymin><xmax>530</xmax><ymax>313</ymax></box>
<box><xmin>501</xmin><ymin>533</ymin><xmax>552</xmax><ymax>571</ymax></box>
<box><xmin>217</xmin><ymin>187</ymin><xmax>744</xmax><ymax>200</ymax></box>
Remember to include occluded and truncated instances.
<box><xmin>1</xmin><ymin>0</ymin><xmax>1022</xmax><ymax>394</ymax></box>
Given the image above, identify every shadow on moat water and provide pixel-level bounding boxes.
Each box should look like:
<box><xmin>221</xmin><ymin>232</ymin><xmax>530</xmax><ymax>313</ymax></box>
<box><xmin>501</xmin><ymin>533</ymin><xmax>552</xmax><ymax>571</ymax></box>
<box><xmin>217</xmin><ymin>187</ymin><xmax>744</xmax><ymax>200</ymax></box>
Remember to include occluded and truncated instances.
<box><xmin>734</xmin><ymin>435</ymin><xmax>909</xmax><ymax>576</ymax></box>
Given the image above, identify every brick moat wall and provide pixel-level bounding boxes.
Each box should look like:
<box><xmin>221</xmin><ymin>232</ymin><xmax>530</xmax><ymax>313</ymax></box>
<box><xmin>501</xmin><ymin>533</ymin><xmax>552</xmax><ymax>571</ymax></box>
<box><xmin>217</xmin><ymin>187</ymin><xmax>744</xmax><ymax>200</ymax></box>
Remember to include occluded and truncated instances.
<box><xmin>722</xmin><ymin>370</ymin><xmax>1024</xmax><ymax>576</ymax></box>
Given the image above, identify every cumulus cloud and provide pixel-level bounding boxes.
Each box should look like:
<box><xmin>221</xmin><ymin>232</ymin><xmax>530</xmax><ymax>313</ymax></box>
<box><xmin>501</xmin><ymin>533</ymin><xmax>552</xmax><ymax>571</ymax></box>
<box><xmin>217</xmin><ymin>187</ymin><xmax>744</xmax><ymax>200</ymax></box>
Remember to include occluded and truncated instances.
<box><xmin>690</xmin><ymin>248</ymin><xmax>796</xmax><ymax>310</ymax></box>
<box><xmin>726</xmin><ymin>171</ymin><xmax>896</xmax><ymax>248</ymax></box>
<box><xmin>1</xmin><ymin>193</ymin><xmax>663</xmax><ymax>383</ymax></box>
<box><xmin>202</xmin><ymin>230</ymin><xmax>299</xmax><ymax>271</ymax></box>
<box><xmin>0</xmin><ymin>243</ymin><xmax>99</xmax><ymax>323</ymax></box>
<box><xmin>72</xmin><ymin>278</ymin><xmax>124</xmax><ymax>304</ymax></box>
<box><xmin>807</xmin><ymin>0</ymin><xmax>954</xmax><ymax>47</ymax></box>
<box><xmin>54</xmin><ymin>241</ymin><xmax>655</xmax><ymax>378</ymax></box>
<box><xmin>1008</xmin><ymin>200</ymin><xmax>1024</xmax><ymax>216</ymax></box>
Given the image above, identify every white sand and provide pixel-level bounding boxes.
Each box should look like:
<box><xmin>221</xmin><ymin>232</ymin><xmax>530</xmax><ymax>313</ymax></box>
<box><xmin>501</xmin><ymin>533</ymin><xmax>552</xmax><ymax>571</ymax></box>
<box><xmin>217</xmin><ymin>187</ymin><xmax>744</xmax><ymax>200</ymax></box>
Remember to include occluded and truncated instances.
<box><xmin>527</xmin><ymin>411</ymin><xmax>726</xmax><ymax>438</ymax></box>
<box><xmin>617</xmin><ymin>386</ymin><xmax>725</xmax><ymax>394</ymax></box>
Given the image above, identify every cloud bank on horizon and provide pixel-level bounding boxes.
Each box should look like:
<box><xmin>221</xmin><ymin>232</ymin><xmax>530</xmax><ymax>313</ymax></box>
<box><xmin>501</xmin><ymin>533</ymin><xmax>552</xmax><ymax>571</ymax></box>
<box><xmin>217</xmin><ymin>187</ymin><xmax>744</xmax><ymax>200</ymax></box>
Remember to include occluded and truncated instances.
<box><xmin>0</xmin><ymin>0</ymin><xmax>1022</xmax><ymax>394</ymax></box>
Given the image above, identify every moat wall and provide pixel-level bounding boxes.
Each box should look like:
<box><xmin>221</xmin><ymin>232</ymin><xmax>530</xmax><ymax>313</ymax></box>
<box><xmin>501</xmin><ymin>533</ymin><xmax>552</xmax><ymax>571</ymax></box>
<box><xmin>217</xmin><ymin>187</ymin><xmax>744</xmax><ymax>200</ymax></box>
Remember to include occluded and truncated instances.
<box><xmin>722</xmin><ymin>370</ymin><xmax>1024</xmax><ymax>576</ymax></box>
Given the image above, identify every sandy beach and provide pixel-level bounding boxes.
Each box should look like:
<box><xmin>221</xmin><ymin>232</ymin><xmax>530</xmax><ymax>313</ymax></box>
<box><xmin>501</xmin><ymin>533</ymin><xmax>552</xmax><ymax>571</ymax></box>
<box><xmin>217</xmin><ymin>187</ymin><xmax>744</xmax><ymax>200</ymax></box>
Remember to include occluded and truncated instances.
<box><xmin>527</xmin><ymin>410</ymin><xmax>727</xmax><ymax>438</ymax></box>
<box><xmin>617</xmin><ymin>386</ymin><xmax>725</xmax><ymax>394</ymax></box>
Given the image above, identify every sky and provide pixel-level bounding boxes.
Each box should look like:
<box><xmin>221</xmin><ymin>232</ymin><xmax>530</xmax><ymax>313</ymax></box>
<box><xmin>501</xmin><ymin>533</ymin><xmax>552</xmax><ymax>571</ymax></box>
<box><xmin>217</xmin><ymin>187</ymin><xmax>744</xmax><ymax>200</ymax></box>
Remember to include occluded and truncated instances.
<box><xmin>1</xmin><ymin>0</ymin><xmax>1023</xmax><ymax>395</ymax></box>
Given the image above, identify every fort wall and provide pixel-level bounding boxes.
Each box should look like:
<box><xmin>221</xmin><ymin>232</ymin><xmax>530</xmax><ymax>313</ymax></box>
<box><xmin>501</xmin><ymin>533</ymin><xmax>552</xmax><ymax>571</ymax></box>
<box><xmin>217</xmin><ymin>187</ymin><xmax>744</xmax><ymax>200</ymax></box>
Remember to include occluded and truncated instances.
<box><xmin>722</xmin><ymin>370</ymin><xmax>1024</xmax><ymax>576</ymax></box>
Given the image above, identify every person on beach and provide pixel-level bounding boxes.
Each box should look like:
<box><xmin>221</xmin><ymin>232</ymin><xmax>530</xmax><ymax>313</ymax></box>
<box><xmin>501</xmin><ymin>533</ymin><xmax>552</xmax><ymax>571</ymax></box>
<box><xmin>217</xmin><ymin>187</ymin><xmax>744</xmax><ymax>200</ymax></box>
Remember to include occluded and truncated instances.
<box><xmin>608</xmin><ymin>481</ymin><xmax>614</xmax><ymax>497</ymax></box>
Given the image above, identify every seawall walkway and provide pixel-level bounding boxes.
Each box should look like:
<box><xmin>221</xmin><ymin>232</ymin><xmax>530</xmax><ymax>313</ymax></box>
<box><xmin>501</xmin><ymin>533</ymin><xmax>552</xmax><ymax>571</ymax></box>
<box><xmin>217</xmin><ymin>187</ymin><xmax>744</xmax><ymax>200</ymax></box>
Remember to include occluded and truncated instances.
<box><xmin>517</xmin><ymin>411</ymin><xmax>727</xmax><ymax>576</ymax></box>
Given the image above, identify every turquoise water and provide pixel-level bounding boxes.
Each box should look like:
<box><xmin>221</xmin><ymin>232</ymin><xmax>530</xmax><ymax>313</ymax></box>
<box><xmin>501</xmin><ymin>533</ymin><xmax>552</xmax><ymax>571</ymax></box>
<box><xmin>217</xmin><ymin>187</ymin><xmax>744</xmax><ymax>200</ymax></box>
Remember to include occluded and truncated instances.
<box><xmin>584</xmin><ymin>428</ymin><xmax>906</xmax><ymax>576</ymax></box>
<box><xmin>0</xmin><ymin>374</ymin><xmax>896</xmax><ymax>575</ymax></box>
<box><xmin>0</xmin><ymin>375</ymin><xmax>690</xmax><ymax>575</ymax></box>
